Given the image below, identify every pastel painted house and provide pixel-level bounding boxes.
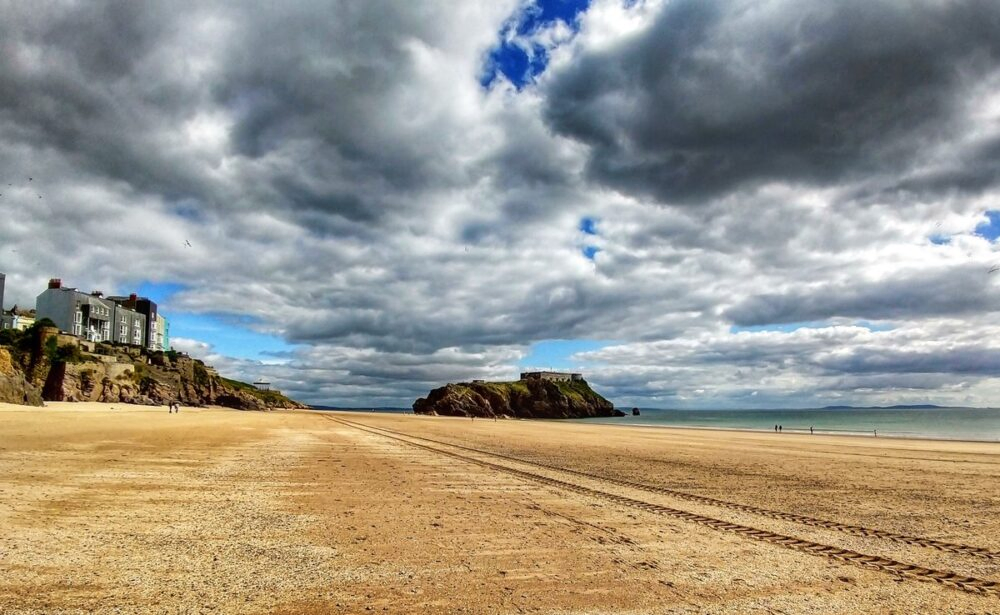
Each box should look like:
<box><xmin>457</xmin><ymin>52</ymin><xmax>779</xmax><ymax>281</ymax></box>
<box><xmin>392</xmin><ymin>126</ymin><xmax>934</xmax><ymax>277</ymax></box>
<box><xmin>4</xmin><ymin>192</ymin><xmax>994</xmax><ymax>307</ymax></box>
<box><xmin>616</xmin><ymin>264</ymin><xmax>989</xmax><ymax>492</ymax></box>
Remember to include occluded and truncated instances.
<box><xmin>36</xmin><ymin>279</ymin><xmax>146</xmax><ymax>346</ymax></box>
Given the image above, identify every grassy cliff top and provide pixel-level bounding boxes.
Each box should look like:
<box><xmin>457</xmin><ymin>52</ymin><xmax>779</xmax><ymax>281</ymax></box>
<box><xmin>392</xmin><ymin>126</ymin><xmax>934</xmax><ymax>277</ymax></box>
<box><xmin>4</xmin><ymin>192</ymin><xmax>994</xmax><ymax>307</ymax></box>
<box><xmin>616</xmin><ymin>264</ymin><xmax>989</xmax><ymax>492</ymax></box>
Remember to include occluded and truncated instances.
<box><xmin>219</xmin><ymin>376</ymin><xmax>302</xmax><ymax>407</ymax></box>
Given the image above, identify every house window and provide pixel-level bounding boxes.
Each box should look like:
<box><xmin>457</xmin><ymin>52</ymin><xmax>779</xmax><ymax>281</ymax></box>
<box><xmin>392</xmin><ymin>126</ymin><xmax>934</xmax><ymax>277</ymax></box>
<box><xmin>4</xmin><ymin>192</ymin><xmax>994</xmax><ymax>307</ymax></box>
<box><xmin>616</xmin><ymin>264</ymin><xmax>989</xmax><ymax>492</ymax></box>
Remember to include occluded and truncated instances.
<box><xmin>75</xmin><ymin>311</ymin><xmax>82</xmax><ymax>323</ymax></box>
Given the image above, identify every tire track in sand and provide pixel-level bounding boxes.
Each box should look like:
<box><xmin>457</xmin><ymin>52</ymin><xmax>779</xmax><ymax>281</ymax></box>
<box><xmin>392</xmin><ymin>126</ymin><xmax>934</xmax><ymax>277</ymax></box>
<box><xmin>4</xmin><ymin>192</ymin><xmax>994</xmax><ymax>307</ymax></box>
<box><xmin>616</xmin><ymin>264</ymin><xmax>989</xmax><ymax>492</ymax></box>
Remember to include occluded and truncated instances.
<box><xmin>325</xmin><ymin>415</ymin><xmax>999</xmax><ymax>597</ymax></box>
<box><xmin>339</xmin><ymin>417</ymin><xmax>1000</xmax><ymax>560</ymax></box>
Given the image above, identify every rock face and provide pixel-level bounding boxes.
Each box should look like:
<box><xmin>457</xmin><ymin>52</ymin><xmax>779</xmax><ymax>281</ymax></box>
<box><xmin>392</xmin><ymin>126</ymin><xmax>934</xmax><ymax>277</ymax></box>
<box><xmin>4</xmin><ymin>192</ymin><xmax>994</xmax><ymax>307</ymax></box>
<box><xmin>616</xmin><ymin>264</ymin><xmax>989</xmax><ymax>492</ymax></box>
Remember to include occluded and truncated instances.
<box><xmin>39</xmin><ymin>352</ymin><xmax>306</xmax><ymax>410</ymax></box>
<box><xmin>0</xmin><ymin>348</ymin><xmax>43</xmax><ymax>406</ymax></box>
<box><xmin>413</xmin><ymin>378</ymin><xmax>616</xmax><ymax>419</ymax></box>
<box><xmin>0</xmin><ymin>325</ymin><xmax>305</xmax><ymax>410</ymax></box>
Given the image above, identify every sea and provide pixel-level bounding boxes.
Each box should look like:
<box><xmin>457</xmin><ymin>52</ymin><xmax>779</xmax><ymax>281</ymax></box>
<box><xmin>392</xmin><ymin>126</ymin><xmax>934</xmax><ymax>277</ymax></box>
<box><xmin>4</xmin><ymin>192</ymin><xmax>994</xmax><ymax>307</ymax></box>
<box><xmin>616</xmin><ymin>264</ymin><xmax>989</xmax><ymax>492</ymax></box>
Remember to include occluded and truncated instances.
<box><xmin>572</xmin><ymin>407</ymin><xmax>1000</xmax><ymax>442</ymax></box>
<box><xmin>321</xmin><ymin>405</ymin><xmax>1000</xmax><ymax>442</ymax></box>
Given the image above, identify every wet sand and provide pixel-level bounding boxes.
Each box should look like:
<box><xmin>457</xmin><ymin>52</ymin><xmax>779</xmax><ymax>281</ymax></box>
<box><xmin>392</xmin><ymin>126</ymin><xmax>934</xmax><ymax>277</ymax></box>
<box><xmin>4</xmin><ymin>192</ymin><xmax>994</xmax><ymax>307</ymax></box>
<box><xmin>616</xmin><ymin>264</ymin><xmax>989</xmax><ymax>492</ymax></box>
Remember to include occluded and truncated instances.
<box><xmin>1</xmin><ymin>403</ymin><xmax>998</xmax><ymax>613</ymax></box>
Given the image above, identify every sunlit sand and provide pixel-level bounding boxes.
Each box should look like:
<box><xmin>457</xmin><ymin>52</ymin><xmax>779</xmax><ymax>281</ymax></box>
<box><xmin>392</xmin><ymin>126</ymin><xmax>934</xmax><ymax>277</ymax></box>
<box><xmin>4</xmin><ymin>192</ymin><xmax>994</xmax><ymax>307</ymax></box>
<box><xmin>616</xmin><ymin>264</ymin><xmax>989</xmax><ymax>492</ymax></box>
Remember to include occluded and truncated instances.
<box><xmin>1</xmin><ymin>403</ymin><xmax>998</xmax><ymax>613</ymax></box>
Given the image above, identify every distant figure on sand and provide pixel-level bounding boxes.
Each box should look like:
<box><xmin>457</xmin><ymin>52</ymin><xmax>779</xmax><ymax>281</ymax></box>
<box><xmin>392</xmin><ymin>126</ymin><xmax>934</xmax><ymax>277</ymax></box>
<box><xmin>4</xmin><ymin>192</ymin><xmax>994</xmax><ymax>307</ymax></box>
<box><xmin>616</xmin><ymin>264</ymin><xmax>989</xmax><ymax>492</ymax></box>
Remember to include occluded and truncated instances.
<box><xmin>779</xmin><ymin>425</ymin><xmax>782</xmax><ymax>432</ymax></box>
<box><xmin>810</xmin><ymin>426</ymin><xmax>814</xmax><ymax>434</ymax></box>
<box><xmin>169</xmin><ymin>401</ymin><xmax>180</xmax><ymax>414</ymax></box>
<box><xmin>774</xmin><ymin>424</ymin><xmax>778</xmax><ymax>432</ymax></box>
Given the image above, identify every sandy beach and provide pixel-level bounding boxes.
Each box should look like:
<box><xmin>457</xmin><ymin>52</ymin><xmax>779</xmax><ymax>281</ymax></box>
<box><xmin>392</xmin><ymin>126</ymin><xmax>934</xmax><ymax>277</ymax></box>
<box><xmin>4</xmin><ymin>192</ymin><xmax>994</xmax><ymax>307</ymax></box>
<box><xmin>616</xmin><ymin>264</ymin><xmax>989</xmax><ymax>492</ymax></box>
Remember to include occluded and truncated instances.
<box><xmin>1</xmin><ymin>403</ymin><xmax>998</xmax><ymax>613</ymax></box>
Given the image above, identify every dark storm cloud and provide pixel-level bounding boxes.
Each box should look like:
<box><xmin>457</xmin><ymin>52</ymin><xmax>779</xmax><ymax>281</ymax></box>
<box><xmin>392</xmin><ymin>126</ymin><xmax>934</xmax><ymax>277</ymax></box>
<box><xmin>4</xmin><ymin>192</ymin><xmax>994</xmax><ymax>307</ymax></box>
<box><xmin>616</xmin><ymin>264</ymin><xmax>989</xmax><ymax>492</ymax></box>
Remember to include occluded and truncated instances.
<box><xmin>543</xmin><ymin>0</ymin><xmax>1000</xmax><ymax>203</ymax></box>
<box><xmin>816</xmin><ymin>345</ymin><xmax>1000</xmax><ymax>376</ymax></box>
<box><xmin>725</xmin><ymin>266</ymin><xmax>1000</xmax><ymax>327</ymax></box>
<box><xmin>0</xmin><ymin>1</ymin><xmax>215</xmax><ymax>200</ymax></box>
<box><xmin>0</xmin><ymin>1</ymin><xmax>502</xmax><ymax>224</ymax></box>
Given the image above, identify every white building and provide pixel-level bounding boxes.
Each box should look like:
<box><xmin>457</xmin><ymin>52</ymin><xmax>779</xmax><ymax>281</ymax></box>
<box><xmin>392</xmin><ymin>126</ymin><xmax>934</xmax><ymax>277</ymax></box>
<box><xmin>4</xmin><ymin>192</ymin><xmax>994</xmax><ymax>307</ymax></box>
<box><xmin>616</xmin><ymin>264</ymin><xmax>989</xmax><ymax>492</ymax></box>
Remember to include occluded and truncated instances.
<box><xmin>1</xmin><ymin>307</ymin><xmax>35</xmax><ymax>332</ymax></box>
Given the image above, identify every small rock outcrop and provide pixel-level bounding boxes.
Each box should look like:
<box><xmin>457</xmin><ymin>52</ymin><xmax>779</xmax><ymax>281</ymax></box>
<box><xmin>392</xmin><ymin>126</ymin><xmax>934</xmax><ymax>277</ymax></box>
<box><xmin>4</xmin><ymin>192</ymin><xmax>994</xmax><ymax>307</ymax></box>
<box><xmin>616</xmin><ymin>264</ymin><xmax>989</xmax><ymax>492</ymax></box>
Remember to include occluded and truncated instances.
<box><xmin>413</xmin><ymin>378</ymin><xmax>615</xmax><ymax>419</ymax></box>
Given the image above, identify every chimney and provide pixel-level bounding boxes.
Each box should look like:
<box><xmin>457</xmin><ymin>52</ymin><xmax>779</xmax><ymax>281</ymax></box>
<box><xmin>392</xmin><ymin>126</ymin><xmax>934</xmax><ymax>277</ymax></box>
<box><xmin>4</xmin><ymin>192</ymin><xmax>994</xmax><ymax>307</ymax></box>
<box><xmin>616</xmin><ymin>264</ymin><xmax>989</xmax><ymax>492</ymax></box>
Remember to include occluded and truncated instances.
<box><xmin>91</xmin><ymin>290</ymin><xmax>103</xmax><ymax>297</ymax></box>
<box><xmin>48</xmin><ymin>278</ymin><xmax>62</xmax><ymax>289</ymax></box>
<box><xmin>129</xmin><ymin>293</ymin><xmax>137</xmax><ymax>301</ymax></box>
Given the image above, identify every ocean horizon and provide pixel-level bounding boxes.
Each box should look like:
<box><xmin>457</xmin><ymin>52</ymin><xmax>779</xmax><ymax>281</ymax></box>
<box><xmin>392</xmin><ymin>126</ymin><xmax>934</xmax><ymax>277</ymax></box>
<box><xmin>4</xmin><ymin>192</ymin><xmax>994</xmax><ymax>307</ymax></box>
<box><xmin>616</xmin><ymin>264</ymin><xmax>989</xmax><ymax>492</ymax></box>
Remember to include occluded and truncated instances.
<box><xmin>322</xmin><ymin>405</ymin><xmax>1000</xmax><ymax>442</ymax></box>
<box><xmin>570</xmin><ymin>406</ymin><xmax>1000</xmax><ymax>442</ymax></box>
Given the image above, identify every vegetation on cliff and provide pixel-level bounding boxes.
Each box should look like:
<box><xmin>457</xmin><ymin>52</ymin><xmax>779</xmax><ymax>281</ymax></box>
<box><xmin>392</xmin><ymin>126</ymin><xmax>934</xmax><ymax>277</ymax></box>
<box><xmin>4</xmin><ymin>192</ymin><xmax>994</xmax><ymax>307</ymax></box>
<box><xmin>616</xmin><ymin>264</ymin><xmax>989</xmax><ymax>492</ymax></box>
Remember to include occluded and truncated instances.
<box><xmin>0</xmin><ymin>322</ymin><xmax>305</xmax><ymax>410</ymax></box>
<box><xmin>413</xmin><ymin>378</ymin><xmax>619</xmax><ymax>419</ymax></box>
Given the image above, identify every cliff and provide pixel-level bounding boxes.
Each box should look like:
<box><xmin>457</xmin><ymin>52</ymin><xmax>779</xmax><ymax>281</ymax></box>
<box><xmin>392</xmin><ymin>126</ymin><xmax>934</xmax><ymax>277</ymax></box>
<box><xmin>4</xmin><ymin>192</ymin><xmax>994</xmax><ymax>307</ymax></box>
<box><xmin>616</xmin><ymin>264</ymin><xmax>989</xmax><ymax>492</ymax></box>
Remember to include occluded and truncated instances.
<box><xmin>413</xmin><ymin>378</ymin><xmax>619</xmax><ymax>419</ymax></box>
<box><xmin>0</xmin><ymin>348</ymin><xmax>43</xmax><ymax>406</ymax></box>
<box><xmin>40</xmin><ymin>352</ymin><xmax>305</xmax><ymax>410</ymax></box>
<box><xmin>0</xmin><ymin>322</ymin><xmax>305</xmax><ymax>410</ymax></box>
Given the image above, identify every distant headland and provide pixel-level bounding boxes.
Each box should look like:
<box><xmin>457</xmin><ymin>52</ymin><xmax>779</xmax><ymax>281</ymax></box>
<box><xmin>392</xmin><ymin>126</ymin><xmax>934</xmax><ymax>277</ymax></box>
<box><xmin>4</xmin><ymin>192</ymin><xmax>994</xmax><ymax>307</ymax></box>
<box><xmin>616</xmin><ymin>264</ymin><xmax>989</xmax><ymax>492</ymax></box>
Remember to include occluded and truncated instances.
<box><xmin>819</xmin><ymin>404</ymin><xmax>946</xmax><ymax>410</ymax></box>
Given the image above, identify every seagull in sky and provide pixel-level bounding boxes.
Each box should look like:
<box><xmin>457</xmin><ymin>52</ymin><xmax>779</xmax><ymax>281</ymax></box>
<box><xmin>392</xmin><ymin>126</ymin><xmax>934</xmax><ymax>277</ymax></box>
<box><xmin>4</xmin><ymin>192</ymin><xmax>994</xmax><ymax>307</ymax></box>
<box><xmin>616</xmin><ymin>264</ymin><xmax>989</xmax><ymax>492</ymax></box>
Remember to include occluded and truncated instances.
<box><xmin>184</xmin><ymin>240</ymin><xmax>192</xmax><ymax>247</ymax></box>
<box><xmin>989</xmin><ymin>265</ymin><xmax>1000</xmax><ymax>274</ymax></box>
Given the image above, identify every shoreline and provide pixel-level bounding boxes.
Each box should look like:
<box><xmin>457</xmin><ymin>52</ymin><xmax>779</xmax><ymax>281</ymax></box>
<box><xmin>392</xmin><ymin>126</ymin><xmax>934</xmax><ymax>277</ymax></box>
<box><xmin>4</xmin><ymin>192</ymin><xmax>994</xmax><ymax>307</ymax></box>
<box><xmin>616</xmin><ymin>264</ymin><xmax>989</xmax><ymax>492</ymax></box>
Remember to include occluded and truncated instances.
<box><xmin>567</xmin><ymin>417</ymin><xmax>1000</xmax><ymax>445</ymax></box>
<box><xmin>6</xmin><ymin>402</ymin><xmax>998</xmax><ymax>445</ymax></box>
<box><xmin>319</xmin><ymin>407</ymin><xmax>1000</xmax><ymax>445</ymax></box>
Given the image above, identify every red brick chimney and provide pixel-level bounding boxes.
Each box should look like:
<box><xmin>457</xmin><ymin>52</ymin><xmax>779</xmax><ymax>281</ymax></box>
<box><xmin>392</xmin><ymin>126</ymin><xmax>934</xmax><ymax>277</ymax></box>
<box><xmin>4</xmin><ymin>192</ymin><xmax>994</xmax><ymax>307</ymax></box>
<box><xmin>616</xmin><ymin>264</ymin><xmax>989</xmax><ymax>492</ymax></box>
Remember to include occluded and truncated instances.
<box><xmin>48</xmin><ymin>279</ymin><xmax>62</xmax><ymax>289</ymax></box>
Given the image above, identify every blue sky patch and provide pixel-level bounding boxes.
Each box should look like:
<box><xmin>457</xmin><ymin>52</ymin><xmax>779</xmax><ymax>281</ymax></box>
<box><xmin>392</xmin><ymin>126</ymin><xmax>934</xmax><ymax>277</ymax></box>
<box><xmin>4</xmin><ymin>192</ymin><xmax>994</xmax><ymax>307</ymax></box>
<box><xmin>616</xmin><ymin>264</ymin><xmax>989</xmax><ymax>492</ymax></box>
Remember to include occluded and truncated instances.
<box><xmin>134</xmin><ymin>280</ymin><xmax>296</xmax><ymax>361</ymax></box>
<box><xmin>520</xmin><ymin>338</ymin><xmax>611</xmax><ymax>370</ymax></box>
<box><xmin>579</xmin><ymin>216</ymin><xmax>599</xmax><ymax>235</ymax></box>
<box><xmin>582</xmin><ymin>245</ymin><xmax>600</xmax><ymax>260</ymax></box>
<box><xmin>520</xmin><ymin>0</ymin><xmax>592</xmax><ymax>34</ymax></box>
<box><xmin>170</xmin><ymin>198</ymin><xmax>205</xmax><ymax>222</ymax></box>
<box><xmin>135</xmin><ymin>281</ymin><xmax>188</xmax><ymax>304</ymax></box>
<box><xmin>974</xmin><ymin>210</ymin><xmax>1000</xmax><ymax>241</ymax></box>
<box><xmin>481</xmin><ymin>0</ymin><xmax>591</xmax><ymax>89</ymax></box>
<box><xmin>929</xmin><ymin>233</ymin><xmax>951</xmax><ymax>245</ymax></box>
<box><xmin>168</xmin><ymin>312</ymin><xmax>297</xmax><ymax>361</ymax></box>
<box><xmin>854</xmin><ymin>320</ymin><xmax>895</xmax><ymax>332</ymax></box>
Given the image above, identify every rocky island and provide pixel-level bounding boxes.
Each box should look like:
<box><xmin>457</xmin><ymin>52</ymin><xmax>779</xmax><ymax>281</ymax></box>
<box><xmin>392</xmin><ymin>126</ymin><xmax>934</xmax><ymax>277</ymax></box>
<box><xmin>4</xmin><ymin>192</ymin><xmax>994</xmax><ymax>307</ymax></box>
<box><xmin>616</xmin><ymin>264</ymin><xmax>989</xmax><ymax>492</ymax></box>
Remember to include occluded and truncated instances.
<box><xmin>0</xmin><ymin>320</ymin><xmax>304</xmax><ymax>410</ymax></box>
<box><xmin>413</xmin><ymin>371</ymin><xmax>620</xmax><ymax>419</ymax></box>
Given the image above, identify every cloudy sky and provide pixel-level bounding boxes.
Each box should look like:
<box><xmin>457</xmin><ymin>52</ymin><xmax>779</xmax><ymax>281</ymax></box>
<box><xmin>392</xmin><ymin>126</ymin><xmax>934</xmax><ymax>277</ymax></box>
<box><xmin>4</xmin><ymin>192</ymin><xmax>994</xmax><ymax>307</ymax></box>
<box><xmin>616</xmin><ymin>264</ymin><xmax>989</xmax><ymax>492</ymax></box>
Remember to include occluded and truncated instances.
<box><xmin>2</xmin><ymin>0</ymin><xmax>1000</xmax><ymax>409</ymax></box>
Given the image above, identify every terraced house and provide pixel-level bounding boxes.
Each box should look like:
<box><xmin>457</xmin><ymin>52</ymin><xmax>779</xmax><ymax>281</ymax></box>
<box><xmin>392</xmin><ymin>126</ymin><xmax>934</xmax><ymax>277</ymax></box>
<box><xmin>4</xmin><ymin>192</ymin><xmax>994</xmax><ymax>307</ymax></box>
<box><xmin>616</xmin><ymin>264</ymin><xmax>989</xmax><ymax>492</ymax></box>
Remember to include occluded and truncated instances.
<box><xmin>36</xmin><ymin>279</ymin><xmax>153</xmax><ymax>348</ymax></box>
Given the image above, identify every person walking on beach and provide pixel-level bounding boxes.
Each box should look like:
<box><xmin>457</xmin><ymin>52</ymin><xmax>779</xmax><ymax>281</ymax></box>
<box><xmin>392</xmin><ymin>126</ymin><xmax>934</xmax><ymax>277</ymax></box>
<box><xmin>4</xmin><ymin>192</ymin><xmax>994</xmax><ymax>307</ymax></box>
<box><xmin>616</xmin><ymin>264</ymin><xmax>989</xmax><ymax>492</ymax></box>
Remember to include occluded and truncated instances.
<box><xmin>810</xmin><ymin>426</ymin><xmax>814</xmax><ymax>434</ymax></box>
<box><xmin>778</xmin><ymin>425</ymin><xmax>782</xmax><ymax>432</ymax></box>
<box><xmin>774</xmin><ymin>424</ymin><xmax>778</xmax><ymax>432</ymax></box>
